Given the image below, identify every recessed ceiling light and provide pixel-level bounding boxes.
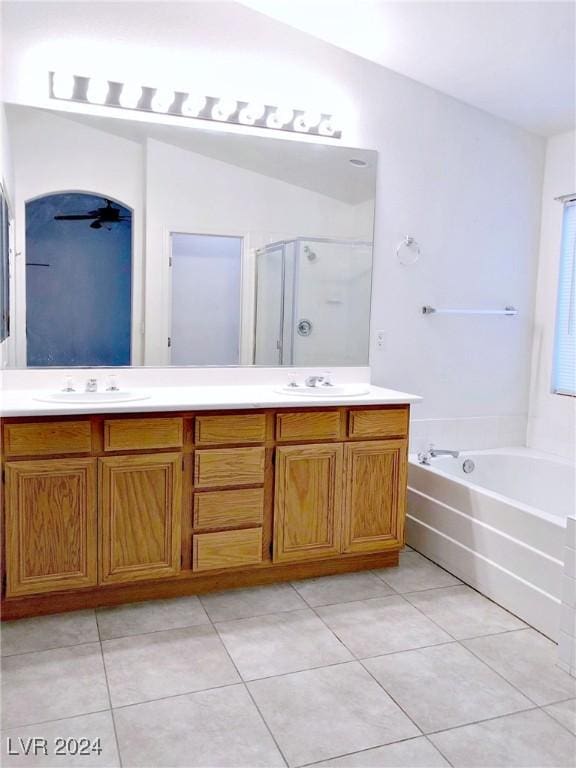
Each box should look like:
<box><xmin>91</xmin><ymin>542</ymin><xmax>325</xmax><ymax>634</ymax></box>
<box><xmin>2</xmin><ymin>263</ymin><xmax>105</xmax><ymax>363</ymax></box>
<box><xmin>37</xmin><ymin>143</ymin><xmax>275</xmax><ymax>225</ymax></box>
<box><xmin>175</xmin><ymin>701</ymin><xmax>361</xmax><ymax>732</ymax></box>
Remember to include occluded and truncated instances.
<box><xmin>349</xmin><ymin>158</ymin><xmax>368</xmax><ymax>167</ymax></box>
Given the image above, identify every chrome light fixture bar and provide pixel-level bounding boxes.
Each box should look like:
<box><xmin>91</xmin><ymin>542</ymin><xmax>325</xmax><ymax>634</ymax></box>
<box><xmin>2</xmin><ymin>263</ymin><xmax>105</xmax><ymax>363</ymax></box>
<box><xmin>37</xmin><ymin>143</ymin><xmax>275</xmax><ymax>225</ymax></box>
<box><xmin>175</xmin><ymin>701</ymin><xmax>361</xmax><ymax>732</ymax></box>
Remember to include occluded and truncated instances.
<box><xmin>49</xmin><ymin>73</ymin><xmax>342</xmax><ymax>138</ymax></box>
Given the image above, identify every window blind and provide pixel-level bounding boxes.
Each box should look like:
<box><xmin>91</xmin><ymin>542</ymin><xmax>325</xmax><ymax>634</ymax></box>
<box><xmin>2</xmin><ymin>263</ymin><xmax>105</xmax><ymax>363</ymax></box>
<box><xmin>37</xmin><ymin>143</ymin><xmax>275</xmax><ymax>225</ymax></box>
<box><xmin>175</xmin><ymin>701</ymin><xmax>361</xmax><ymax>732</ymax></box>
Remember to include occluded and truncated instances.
<box><xmin>552</xmin><ymin>200</ymin><xmax>576</xmax><ymax>396</ymax></box>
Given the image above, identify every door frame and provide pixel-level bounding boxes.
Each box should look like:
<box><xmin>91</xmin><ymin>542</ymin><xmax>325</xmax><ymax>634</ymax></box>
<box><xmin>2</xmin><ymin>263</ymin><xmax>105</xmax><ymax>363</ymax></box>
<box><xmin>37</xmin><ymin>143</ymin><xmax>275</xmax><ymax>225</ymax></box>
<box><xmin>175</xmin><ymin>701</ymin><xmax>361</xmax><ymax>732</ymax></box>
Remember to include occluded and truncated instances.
<box><xmin>163</xmin><ymin>226</ymin><xmax>253</xmax><ymax>366</ymax></box>
<box><xmin>14</xmin><ymin>190</ymin><xmax>140</xmax><ymax>368</ymax></box>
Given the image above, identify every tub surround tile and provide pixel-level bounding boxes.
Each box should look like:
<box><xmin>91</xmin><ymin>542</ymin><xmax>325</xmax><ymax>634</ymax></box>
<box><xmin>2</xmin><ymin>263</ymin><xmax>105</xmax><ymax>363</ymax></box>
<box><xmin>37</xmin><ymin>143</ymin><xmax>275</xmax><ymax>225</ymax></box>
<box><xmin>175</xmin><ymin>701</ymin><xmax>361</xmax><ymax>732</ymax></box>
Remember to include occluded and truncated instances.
<box><xmin>316</xmin><ymin>595</ymin><xmax>452</xmax><ymax>658</ymax></box>
<box><xmin>312</xmin><ymin>737</ymin><xmax>450</xmax><ymax>767</ymax></box>
<box><xmin>214</xmin><ymin>608</ymin><xmax>353</xmax><ymax>681</ymax></box>
<box><xmin>363</xmin><ymin>643</ymin><xmax>532</xmax><ymax>733</ymax></box>
<box><xmin>248</xmin><ymin>662</ymin><xmax>419</xmax><ymax>767</ymax></box>
<box><xmin>200</xmin><ymin>583</ymin><xmax>306</xmax><ymax>622</ymax></box>
<box><xmin>96</xmin><ymin>596</ymin><xmax>210</xmax><ymax>640</ymax></box>
<box><xmin>113</xmin><ymin>685</ymin><xmax>285</xmax><ymax>768</ymax></box>
<box><xmin>543</xmin><ymin>698</ymin><xmax>576</xmax><ymax>735</ymax></box>
<box><xmin>1</xmin><ymin>643</ymin><xmax>109</xmax><ymax>729</ymax></box>
<box><xmin>102</xmin><ymin>625</ymin><xmax>240</xmax><ymax>707</ymax></box>
<box><xmin>463</xmin><ymin>629</ymin><xmax>576</xmax><ymax>705</ymax></box>
<box><xmin>292</xmin><ymin>571</ymin><xmax>394</xmax><ymax>607</ymax></box>
<box><xmin>374</xmin><ymin>552</ymin><xmax>461</xmax><ymax>594</ymax></box>
<box><xmin>429</xmin><ymin>708</ymin><xmax>576</xmax><ymax>767</ymax></box>
<box><xmin>1</xmin><ymin>610</ymin><xmax>99</xmax><ymax>656</ymax></box>
<box><xmin>1</xmin><ymin>711</ymin><xmax>120</xmax><ymax>767</ymax></box>
<box><xmin>405</xmin><ymin>585</ymin><xmax>527</xmax><ymax>639</ymax></box>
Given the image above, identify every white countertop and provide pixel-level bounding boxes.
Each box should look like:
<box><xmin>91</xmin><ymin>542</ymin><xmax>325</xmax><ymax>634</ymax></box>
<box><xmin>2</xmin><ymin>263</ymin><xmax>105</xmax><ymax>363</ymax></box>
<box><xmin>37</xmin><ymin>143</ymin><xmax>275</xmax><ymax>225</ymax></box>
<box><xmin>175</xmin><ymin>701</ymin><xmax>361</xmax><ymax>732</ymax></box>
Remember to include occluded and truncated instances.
<box><xmin>0</xmin><ymin>384</ymin><xmax>421</xmax><ymax>418</ymax></box>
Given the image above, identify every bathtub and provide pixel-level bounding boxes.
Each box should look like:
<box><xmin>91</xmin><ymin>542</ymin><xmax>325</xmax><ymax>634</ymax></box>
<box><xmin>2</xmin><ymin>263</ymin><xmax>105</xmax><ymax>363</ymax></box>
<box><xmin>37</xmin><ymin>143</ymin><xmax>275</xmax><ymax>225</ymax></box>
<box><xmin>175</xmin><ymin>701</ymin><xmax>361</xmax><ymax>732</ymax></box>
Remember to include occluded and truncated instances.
<box><xmin>407</xmin><ymin>447</ymin><xmax>575</xmax><ymax>640</ymax></box>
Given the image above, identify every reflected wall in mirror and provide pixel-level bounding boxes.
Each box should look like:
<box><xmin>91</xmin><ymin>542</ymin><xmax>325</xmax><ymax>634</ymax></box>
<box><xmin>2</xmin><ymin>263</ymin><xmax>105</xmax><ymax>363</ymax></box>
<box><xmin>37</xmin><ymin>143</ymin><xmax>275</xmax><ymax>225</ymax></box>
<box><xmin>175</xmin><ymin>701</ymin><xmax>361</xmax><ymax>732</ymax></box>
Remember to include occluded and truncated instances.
<box><xmin>5</xmin><ymin>104</ymin><xmax>377</xmax><ymax>367</ymax></box>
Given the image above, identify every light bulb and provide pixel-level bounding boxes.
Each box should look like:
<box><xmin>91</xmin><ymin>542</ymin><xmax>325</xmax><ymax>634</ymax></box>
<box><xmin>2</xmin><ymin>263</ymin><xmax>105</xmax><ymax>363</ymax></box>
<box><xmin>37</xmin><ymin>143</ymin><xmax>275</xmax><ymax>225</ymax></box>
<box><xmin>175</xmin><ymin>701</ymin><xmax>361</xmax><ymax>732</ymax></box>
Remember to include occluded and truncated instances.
<box><xmin>181</xmin><ymin>93</ymin><xmax>207</xmax><ymax>117</ymax></box>
<box><xmin>212</xmin><ymin>98</ymin><xmax>237</xmax><ymax>121</ymax></box>
<box><xmin>86</xmin><ymin>78</ymin><xmax>109</xmax><ymax>104</ymax></box>
<box><xmin>119</xmin><ymin>82</ymin><xmax>142</xmax><ymax>109</ymax></box>
<box><xmin>302</xmin><ymin>111</ymin><xmax>321</xmax><ymax>128</ymax></box>
<box><xmin>151</xmin><ymin>89</ymin><xmax>174</xmax><ymax>113</ymax></box>
<box><xmin>239</xmin><ymin>102</ymin><xmax>265</xmax><ymax>125</ymax></box>
<box><xmin>318</xmin><ymin>117</ymin><xmax>339</xmax><ymax>136</ymax></box>
<box><xmin>266</xmin><ymin>107</ymin><xmax>293</xmax><ymax>129</ymax></box>
<box><xmin>52</xmin><ymin>72</ymin><xmax>76</xmax><ymax>99</ymax></box>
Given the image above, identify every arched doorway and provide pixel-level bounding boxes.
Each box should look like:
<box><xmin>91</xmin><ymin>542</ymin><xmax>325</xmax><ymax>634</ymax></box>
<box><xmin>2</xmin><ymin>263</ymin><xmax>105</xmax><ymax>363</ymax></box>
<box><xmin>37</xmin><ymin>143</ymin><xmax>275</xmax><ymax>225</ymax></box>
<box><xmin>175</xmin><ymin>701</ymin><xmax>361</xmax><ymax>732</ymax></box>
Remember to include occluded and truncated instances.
<box><xmin>25</xmin><ymin>192</ymin><xmax>132</xmax><ymax>366</ymax></box>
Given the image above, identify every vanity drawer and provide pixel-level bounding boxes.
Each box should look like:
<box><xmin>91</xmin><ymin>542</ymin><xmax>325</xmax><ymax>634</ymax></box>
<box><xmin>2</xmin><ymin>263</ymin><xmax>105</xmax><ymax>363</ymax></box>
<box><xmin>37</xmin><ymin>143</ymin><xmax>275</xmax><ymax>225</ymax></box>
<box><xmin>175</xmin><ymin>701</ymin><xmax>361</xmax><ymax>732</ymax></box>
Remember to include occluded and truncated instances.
<box><xmin>194</xmin><ymin>447</ymin><xmax>265</xmax><ymax>488</ymax></box>
<box><xmin>193</xmin><ymin>528</ymin><xmax>263</xmax><ymax>571</ymax></box>
<box><xmin>348</xmin><ymin>408</ymin><xmax>409</xmax><ymax>439</ymax></box>
<box><xmin>276</xmin><ymin>411</ymin><xmax>342</xmax><ymax>442</ymax></box>
<box><xmin>195</xmin><ymin>414</ymin><xmax>266</xmax><ymax>445</ymax></box>
<box><xmin>103</xmin><ymin>418</ymin><xmax>183</xmax><ymax>451</ymax></box>
<box><xmin>3</xmin><ymin>421</ymin><xmax>92</xmax><ymax>457</ymax></box>
<box><xmin>194</xmin><ymin>488</ymin><xmax>264</xmax><ymax>529</ymax></box>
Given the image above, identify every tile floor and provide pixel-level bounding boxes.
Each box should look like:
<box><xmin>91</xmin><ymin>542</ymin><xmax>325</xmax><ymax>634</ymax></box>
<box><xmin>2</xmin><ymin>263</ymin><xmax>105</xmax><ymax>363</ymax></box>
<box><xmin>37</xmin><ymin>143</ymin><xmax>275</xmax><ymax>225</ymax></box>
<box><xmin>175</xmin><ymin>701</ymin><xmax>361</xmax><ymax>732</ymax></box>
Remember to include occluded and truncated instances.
<box><xmin>1</xmin><ymin>550</ymin><xmax>575</xmax><ymax>767</ymax></box>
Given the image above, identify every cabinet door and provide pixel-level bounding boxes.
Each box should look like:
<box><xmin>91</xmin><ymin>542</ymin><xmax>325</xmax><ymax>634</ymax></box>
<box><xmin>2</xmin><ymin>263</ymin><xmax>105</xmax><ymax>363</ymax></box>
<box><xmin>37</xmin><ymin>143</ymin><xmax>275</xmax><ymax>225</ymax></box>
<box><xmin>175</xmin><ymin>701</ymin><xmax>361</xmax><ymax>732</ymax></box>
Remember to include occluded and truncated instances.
<box><xmin>273</xmin><ymin>443</ymin><xmax>343</xmax><ymax>563</ymax></box>
<box><xmin>5</xmin><ymin>458</ymin><xmax>97</xmax><ymax>597</ymax></box>
<box><xmin>99</xmin><ymin>453</ymin><xmax>182</xmax><ymax>584</ymax></box>
<box><xmin>342</xmin><ymin>440</ymin><xmax>407</xmax><ymax>553</ymax></box>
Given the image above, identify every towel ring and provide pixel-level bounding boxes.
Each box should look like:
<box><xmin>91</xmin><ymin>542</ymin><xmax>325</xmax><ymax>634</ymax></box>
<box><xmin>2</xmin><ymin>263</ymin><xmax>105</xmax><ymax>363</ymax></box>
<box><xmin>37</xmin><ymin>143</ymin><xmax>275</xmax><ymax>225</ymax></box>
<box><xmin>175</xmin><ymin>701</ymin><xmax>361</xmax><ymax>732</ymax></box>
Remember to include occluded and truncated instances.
<box><xmin>396</xmin><ymin>236</ymin><xmax>420</xmax><ymax>265</ymax></box>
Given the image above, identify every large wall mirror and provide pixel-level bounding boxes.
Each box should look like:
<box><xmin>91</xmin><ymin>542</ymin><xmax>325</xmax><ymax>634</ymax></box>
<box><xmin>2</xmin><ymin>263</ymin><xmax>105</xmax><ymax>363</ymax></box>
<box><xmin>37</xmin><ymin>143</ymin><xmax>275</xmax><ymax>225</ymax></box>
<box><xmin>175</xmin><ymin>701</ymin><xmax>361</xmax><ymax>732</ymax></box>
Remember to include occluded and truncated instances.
<box><xmin>5</xmin><ymin>104</ymin><xmax>376</xmax><ymax>368</ymax></box>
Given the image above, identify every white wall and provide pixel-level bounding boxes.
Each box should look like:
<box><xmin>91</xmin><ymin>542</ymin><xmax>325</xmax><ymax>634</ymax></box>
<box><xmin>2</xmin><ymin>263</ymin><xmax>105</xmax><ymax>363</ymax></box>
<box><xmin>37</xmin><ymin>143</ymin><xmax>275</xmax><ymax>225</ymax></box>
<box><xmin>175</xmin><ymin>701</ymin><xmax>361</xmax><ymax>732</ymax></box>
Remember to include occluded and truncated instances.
<box><xmin>7</xmin><ymin>108</ymin><xmax>145</xmax><ymax>366</ymax></box>
<box><xmin>0</xmin><ymin>6</ymin><xmax>14</xmax><ymax>372</ymax></box>
<box><xmin>2</xmin><ymin>1</ymin><xmax>545</xmax><ymax>433</ymax></box>
<box><xmin>527</xmin><ymin>131</ymin><xmax>576</xmax><ymax>460</ymax></box>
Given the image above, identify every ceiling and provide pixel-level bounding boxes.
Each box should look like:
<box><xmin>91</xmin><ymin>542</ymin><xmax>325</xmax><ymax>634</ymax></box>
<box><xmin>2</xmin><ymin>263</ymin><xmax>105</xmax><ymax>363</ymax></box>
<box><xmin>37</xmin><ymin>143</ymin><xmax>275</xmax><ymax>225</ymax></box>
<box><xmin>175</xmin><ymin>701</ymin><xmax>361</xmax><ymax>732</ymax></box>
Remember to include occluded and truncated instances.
<box><xmin>22</xmin><ymin>106</ymin><xmax>376</xmax><ymax>205</ymax></box>
<box><xmin>240</xmin><ymin>0</ymin><xmax>575</xmax><ymax>136</ymax></box>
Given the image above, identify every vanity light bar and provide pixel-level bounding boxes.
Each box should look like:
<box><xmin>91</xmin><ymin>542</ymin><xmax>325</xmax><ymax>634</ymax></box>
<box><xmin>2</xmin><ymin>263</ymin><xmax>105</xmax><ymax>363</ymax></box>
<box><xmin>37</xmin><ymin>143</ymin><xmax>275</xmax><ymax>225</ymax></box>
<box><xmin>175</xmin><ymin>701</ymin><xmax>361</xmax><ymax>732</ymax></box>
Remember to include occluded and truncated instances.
<box><xmin>49</xmin><ymin>73</ymin><xmax>342</xmax><ymax>139</ymax></box>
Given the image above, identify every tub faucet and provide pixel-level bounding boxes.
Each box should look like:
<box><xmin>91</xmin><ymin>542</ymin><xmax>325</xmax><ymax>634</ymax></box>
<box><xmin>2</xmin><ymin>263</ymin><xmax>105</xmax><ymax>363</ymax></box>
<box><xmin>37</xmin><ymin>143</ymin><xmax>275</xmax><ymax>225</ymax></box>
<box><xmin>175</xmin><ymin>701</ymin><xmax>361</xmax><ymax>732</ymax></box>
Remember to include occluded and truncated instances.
<box><xmin>304</xmin><ymin>375</ymin><xmax>325</xmax><ymax>387</ymax></box>
<box><xmin>85</xmin><ymin>378</ymin><xmax>98</xmax><ymax>393</ymax></box>
<box><xmin>417</xmin><ymin>445</ymin><xmax>460</xmax><ymax>465</ymax></box>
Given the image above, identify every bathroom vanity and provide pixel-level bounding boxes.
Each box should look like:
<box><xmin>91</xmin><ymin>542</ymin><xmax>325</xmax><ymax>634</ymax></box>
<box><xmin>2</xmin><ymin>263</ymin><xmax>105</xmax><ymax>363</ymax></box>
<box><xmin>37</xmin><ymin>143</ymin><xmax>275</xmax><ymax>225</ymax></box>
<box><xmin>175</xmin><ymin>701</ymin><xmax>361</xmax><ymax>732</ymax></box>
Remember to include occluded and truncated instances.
<box><xmin>0</xmin><ymin>389</ymin><xmax>415</xmax><ymax>619</ymax></box>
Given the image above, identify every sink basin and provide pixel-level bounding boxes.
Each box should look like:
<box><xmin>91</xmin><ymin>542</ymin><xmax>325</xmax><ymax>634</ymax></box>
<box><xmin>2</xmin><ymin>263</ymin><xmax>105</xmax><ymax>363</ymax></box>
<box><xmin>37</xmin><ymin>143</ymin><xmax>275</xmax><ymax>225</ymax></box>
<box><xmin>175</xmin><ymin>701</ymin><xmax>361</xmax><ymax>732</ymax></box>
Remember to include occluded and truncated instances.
<box><xmin>275</xmin><ymin>384</ymin><xmax>370</xmax><ymax>397</ymax></box>
<box><xmin>34</xmin><ymin>391</ymin><xmax>151</xmax><ymax>404</ymax></box>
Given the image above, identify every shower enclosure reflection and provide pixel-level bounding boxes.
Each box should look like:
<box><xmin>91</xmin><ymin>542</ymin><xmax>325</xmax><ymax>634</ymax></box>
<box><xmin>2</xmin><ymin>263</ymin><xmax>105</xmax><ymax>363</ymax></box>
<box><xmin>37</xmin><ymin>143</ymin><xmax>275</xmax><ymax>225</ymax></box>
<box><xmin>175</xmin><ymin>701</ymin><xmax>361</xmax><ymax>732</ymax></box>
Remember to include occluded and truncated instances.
<box><xmin>254</xmin><ymin>238</ymin><xmax>372</xmax><ymax>365</ymax></box>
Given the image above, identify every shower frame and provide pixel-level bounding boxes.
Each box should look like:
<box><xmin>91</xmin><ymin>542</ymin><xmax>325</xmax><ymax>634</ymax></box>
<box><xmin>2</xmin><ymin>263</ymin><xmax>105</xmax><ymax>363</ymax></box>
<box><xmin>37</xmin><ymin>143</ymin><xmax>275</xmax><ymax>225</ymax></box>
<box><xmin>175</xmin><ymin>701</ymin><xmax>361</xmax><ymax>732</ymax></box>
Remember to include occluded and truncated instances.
<box><xmin>253</xmin><ymin>236</ymin><xmax>373</xmax><ymax>365</ymax></box>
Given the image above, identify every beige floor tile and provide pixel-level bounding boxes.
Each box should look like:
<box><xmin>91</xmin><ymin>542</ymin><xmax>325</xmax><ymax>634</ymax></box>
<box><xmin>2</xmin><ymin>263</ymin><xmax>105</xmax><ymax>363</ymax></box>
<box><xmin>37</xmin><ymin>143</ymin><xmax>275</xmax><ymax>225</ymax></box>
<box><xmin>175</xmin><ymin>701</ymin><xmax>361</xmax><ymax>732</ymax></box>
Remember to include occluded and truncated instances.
<box><xmin>429</xmin><ymin>708</ymin><xmax>576</xmax><ymax>767</ymax></box>
<box><xmin>543</xmin><ymin>698</ymin><xmax>576</xmax><ymax>736</ymax></box>
<box><xmin>102</xmin><ymin>625</ymin><xmax>240</xmax><ymax>707</ymax></box>
<box><xmin>96</xmin><ymin>596</ymin><xmax>209</xmax><ymax>640</ymax></box>
<box><xmin>364</xmin><ymin>643</ymin><xmax>532</xmax><ymax>733</ymax></box>
<box><xmin>405</xmin><ymin>585</ymin><xmax>526</xmax><ymax>639</ymax></box>
<box><xmin>375</xmin><ymin>553</ymin><xmax>461</xmax><ymax>594</ymax></box>
<box><xmin>464</xmin><ymin>629</ymin><xmax>576</xmax><ymax>705</ymax></box>
<box><xmin>200</xmin><ymin>583</ymin><xmax>306</xmax><ymax>622</ymax></box>
<box><xmin>1</xmin><ymin>643</ymin><xmax>109</xmax><ymax>730</ymax></box>
<box><xmin>313</xmin><ymin>737</ymin><xmax>450</xmax><ymax>767</ymax></box>
<box><xmin>114</xmin><ymin>684</ymin><xmax>284</xmax><ymax>767</ymax></box>
<box><xmin>316</xmin><ymin>596</ymin><xmax>452</xmax><ymax>658</ymax></box>
<box><xmin>215</xmin><ymin>608</ymin><xmax>352</xmax><ymax>680</ymax></box>
<box><xmin>1</xmin><ymin>711</ymin><xmax>120</xmax><ymax>767</ymax></box>
<box><xmin>1</xmin><ymin>611</ymin><xmax>99</xmax><ymax>656</ymax></box>
<box><xmin>292</xmin><ymin>571</ymin><xmax>394</xmax><ymax>607</ymax></box>
<box><xmin>248</xmin><ymin>661</ymin><xmax>419</xmax><ymax>766</ymax></box>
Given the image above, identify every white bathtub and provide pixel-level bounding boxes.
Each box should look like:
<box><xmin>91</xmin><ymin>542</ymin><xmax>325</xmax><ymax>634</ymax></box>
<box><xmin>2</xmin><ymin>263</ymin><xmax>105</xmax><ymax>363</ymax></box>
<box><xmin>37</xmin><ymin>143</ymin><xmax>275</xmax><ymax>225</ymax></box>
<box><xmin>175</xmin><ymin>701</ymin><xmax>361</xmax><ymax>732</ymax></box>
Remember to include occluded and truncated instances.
<box><xmin>407</xmin><ymin>447</ymin><xmax>575</xmax><ymax>640</ymax></box>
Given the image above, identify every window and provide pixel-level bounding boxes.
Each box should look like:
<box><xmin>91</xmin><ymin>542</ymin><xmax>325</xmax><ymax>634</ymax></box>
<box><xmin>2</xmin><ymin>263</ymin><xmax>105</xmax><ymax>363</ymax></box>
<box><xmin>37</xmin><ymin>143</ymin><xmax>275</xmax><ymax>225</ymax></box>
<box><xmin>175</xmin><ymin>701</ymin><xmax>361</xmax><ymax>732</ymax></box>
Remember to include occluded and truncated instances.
<box><xmin>552</xmin><ymin>200</ymin><xmax>576</xmax><ymax>396</ymax></box>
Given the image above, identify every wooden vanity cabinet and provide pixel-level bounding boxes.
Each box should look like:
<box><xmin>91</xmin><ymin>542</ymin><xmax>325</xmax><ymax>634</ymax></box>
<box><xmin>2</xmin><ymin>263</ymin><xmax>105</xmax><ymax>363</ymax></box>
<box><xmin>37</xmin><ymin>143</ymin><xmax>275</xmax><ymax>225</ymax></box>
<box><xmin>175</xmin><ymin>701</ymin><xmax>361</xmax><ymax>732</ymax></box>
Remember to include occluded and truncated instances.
<box><xmin>4</xmin><ymin>458</ymin><xmax>97</xmax><ymax>596</ymax></box>
<box><xmin>1</xmin><ymin>405</ymin><xmax>409</xmax><ymax>618</ymax></box>
<box><xmin>99</xmin><ymin>453</ymin><xmax>182</xmax><ymax>584</ymax></box>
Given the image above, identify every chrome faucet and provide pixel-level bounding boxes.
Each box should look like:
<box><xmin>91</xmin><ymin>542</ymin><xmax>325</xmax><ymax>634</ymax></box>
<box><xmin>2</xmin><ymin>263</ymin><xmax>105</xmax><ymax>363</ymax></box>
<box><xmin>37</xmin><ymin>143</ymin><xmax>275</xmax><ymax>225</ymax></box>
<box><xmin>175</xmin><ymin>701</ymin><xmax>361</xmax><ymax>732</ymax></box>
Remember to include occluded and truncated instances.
<box><xmin>85</xmin><ymin>378</ymin><xmax>98</xmax><ymax>393</ymax></box>
<box><xmin>417</xmin><ymin>444</ymin><xmax>460</xmax><ymax>465</ymax></box>
<box><xmin>304</xmin><ymin>375</ymin><xmax>325</xmax><ymax>387</ymax></box>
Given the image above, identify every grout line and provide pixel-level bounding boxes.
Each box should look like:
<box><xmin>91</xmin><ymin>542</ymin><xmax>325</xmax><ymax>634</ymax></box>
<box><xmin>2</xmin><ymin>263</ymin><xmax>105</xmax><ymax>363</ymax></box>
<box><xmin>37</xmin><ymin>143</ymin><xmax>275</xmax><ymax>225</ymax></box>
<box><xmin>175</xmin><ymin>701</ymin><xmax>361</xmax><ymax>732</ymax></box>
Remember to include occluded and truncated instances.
<box><xmin>0</xmin><ymin>707</ymin><xmax>112</xmax><ymax>734</ymax></box>
<box><xmin>97</xmin><ymin>619</ymin><xmax>213</xmax><ymax>644</ymax></box>
<box><xmin>297</xmin><ymin>734</ymin><xmax>441</xmax><ymax>768</ymax></box>
<box><xmin>97</xmin><ymin>622</ymin><xmax>124</xmax><ymax>768</ymax></box>
<box><xmin>538</xmin><ymin>700</ymin><xmax>576</xmax><ymax>738</ymax></box>
<box><xmin>110</xmin><ymin>680</ymin><xmax>243</xmax><ymax>713</ymax></box>
<box><xmin>204</xmin><ymin>607</ymin><xmax>290</xmax><ymax>767</ymax></box>
<box><xmin>1</xmin><ymin>637</ymin><xmax>101</xmax><ymax>659</ymax></box>
<box><xmin>424</xmin><ymin>703</ymin><xmax>541</xmax><ymax>738</ymax></box>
